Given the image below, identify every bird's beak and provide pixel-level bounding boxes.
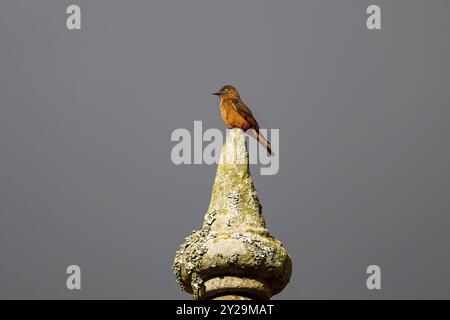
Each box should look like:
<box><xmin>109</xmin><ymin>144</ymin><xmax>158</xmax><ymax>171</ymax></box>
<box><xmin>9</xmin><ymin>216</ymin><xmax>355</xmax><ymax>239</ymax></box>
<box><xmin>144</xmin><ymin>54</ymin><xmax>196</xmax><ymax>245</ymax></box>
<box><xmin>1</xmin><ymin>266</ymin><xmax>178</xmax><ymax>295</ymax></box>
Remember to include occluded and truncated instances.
<box><xmin>212</xmin><ymin>92</ymin><xmax>221</xmax><ymax>96</ymax></box>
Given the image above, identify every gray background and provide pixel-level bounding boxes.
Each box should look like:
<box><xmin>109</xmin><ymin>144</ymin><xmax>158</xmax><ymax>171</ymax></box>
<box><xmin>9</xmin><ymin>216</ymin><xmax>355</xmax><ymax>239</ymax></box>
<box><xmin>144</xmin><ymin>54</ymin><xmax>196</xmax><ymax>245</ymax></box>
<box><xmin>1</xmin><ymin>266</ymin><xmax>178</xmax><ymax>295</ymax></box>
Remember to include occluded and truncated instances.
<box><xmin>0</xmin><ymin>0</ymin><xmax>449</xmax><ymax>299</ymax></box>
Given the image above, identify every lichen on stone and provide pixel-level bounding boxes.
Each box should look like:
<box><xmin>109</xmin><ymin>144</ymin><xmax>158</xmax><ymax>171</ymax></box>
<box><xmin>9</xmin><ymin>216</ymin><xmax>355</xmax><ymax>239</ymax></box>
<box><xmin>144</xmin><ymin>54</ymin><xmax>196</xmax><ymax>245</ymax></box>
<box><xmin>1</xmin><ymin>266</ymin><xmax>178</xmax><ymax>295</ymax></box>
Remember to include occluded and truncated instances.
<box><xmin>172</xmin><ymin>217</ymin><xmax>213</xmax><ymax>290</ymax></box>
<box><xmin>172</xmin><ymin>128</ymin><xmax>292</xmax><ymax>299</ymax></box>
<box><xmin>227</xmin><ymin>252</ymin><xmax>240</xmax><ymax>265</ymax></box>
<box><xmin>227</xmin><ymin>190</ymin><xmax>241</xmax><ymax>213</ymax></box>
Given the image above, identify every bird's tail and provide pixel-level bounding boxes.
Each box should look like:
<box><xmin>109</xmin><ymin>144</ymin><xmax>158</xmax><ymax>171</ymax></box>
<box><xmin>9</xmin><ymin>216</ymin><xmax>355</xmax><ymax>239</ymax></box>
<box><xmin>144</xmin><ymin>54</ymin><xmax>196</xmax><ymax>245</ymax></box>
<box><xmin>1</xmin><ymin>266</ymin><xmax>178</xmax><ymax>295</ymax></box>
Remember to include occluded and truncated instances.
<box><xmin>247</xmin><ymin>129</ymin><xmax>273</xmax><ymax>156</ymax></box>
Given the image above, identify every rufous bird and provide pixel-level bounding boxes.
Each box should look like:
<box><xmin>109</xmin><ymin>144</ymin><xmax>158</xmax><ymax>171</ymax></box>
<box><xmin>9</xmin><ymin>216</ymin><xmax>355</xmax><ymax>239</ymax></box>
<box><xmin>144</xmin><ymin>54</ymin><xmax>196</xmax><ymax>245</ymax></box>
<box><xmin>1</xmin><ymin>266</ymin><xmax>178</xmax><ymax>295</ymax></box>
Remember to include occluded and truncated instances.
<box><xmin>213</xmin><ymin>85</ymin><xmax>273</xmax><ymax>155</ymax></box>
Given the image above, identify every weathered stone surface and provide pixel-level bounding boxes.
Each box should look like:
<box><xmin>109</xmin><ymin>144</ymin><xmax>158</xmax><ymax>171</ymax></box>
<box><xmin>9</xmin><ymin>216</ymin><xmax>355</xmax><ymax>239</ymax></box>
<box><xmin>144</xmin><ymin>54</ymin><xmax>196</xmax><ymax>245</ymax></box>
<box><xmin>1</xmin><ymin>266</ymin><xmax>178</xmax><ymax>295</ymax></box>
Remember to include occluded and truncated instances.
<box><xmin>173</xmin><ymin>128</ymin><xmax>291</xmax><ymax>300</ymax></box>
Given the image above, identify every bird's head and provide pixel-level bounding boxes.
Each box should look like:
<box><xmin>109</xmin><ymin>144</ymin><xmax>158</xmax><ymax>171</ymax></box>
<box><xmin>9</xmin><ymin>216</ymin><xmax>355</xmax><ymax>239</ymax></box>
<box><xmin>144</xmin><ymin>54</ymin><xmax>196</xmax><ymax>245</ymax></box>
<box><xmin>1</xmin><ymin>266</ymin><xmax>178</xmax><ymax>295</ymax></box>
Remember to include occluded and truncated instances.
<box><xmin>213</xmin><ymin>85</ymin><xmax>241</xmax><ymax>99</ymax></box>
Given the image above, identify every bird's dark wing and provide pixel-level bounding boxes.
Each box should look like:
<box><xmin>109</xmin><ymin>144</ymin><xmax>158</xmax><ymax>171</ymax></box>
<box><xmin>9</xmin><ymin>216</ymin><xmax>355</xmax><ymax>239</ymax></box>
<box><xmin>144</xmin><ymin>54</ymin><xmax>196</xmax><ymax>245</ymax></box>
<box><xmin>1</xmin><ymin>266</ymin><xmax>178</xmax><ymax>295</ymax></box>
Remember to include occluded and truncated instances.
<box><xmin>231</xmin><ymin>99</ymin><xmax>260</xmax><ymax>130</ymax></box>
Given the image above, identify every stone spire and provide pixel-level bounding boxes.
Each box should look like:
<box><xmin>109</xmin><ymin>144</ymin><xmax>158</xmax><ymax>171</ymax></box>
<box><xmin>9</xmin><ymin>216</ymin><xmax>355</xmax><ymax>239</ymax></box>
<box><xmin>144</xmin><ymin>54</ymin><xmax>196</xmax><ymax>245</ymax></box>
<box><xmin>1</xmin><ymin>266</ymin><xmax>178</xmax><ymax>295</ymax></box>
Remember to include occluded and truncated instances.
<box><xmin>173</xmin><ymin>128</ymin><xmax>291</xmax><ymax>300</ymax></box>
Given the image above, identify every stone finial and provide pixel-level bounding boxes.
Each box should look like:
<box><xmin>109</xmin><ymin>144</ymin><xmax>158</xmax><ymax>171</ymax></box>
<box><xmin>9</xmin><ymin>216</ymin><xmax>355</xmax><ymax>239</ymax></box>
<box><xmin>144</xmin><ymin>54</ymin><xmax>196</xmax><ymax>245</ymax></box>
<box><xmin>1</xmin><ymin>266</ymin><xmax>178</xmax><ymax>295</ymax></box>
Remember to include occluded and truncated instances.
<box><xmin>173</xmin><ymin>128</ymin><xmax>291</xmax><ymax>300</ymax></box>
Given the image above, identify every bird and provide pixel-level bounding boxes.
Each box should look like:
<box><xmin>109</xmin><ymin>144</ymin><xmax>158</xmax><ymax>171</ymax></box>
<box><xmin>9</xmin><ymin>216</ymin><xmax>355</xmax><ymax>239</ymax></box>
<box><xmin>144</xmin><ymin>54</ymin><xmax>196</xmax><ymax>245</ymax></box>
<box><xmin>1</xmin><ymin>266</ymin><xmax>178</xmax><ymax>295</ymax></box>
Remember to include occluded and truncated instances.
<box><xmin>213</xmin><ymin>85</ymin><xmax>273</xmax><ymax>155</ymax></box>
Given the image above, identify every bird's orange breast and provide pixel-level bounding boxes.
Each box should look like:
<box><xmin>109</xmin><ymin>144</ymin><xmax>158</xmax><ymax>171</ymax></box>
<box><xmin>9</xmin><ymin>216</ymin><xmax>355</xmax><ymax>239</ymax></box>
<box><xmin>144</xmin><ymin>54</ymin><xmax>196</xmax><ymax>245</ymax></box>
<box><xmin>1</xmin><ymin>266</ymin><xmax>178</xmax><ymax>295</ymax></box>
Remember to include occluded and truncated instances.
<box><xmin>220</xmin><ymin>101</ymin><xmax>251</xmax><ymax>130</ymax></box>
